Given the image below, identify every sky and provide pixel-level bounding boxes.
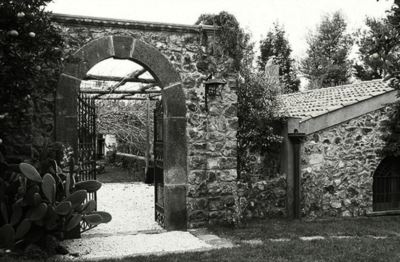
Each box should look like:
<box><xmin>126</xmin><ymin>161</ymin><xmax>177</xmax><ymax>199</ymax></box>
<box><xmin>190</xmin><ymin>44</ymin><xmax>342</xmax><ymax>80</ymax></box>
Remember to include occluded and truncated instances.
<box><xmin>47</xmin><ymin>0</ymin><xmax>394</xmax><ymax>60</ymax></box>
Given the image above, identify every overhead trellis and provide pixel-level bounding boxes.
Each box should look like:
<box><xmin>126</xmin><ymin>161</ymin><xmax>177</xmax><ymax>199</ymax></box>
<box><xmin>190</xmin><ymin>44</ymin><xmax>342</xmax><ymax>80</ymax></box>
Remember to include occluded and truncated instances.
<box><xmin>80</xmin><ymin>58</ymin><xmax>162</xmax><ymax>100</ymax></box>
<box><xmin>84</xmin><ymin>58</ymin><xmax>160</xmax><ymax>167</ymax></box>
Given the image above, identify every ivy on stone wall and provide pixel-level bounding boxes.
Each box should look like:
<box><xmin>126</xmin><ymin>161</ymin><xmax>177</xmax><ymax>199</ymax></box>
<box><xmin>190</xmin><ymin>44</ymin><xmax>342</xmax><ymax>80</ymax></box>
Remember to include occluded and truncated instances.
<box><xmin>195</xmin><ymin>11</ymin><xmax>250</xmax><ymax>71</ymax></box>
<box><xmin>237</xmin><ymin>70</ymin><xmax>283</xmax><ymax>180</ymax></box>
<box><xmin>380</xmin><ymin>98</ymin><xmax>400</xmax><ymax>157</ymax></box>
<box><xmin>196</xmin><ymin>11</ymin><xmax>284</xmax><ymax>180</ymax></box>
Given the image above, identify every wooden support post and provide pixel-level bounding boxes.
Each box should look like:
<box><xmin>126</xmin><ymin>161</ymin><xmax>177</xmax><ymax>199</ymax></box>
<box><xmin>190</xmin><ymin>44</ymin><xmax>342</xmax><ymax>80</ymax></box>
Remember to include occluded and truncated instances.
<box><xmin>293</xmin><ymin>142</ymin><xmax>301</xmax><ymax>219</ymax></box>
<box><xmin>288</xmin><ymin>132</ymin><xmax>306</xmax><ymax>219</ymax></box>
<box><xmin>145</xmin><ymin>96</ymin><xmax>150</xmax><ymax>175</ymax></box>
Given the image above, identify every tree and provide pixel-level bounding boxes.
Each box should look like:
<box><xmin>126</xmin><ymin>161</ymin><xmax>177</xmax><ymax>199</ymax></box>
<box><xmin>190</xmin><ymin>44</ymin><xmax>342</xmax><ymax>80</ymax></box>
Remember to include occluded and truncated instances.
<box><xmin>354</xmin><ymin>17</ymin><xmax>400</xmax><ymax>80</ymax></box>
<box><xmin>300</xmin><ymin>11</ymin><xmax>353</xmax><ymax>89</ymax></box>
<box><xmin>387</xmin><ymin>0</ymin><xmax>400</xmax><ymax>32</ymax></box>
<box><xmin>378</xmin><ymin>0</ymin><xmax>400</xmax><ymax>158</ymax></box>
<box><xmin>0</xmin><ymin>0</ymin><xmax>64</xmax><ymax>116</ymax></box>
<box><xmin>258</xmin><ymin>23</ymin><xmax>300</xmax><ymax>93</ymax></box>
<box><xmin>0</xmin><ymin>0</ymin><xmax>64</xmax><ymax>157</ymax></box>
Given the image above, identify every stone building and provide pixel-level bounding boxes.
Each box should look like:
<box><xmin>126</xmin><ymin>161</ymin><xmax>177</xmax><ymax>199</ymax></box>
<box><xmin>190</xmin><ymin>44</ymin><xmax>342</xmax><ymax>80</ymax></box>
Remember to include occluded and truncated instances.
<box><xmin>280</xmin><ymin>79</ymin><xmax>397</xmax><ymax>218</ymax></box>
<box><xmin>239</xmin><ymin>79</ymin><xmax>399</xmax><ymax>220</ymax></box>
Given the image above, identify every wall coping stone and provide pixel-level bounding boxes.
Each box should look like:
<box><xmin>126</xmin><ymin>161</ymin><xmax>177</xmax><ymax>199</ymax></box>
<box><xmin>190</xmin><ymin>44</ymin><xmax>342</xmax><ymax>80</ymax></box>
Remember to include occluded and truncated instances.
<box><xmin>51</xmin><ymin>13</ymin><xmax>219</xmax><ymax>34</ymax></box>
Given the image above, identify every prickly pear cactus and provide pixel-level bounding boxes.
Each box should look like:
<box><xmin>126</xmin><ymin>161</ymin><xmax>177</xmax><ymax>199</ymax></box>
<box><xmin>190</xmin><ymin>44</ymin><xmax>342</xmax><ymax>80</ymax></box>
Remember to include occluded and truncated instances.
<box><xmin>0</xmin><ymin>159</ymin><xmax>112</xmax><ymax>251</ymax></box>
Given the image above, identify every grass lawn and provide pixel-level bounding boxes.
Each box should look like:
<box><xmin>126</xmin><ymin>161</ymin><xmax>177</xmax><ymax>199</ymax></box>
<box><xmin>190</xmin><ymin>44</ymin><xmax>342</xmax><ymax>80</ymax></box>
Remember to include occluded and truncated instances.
<box><xmin>108</xmin><ymin>237</ymin><xmax>400</xmax><ymax>262</ymax></box>
<box><xmin>2</xmin><ymin>216</ymin><xmax>400</xmax><ymax>262</ymax></box>
<box><xmin>119</xmin><ymin>216</ymin><xmax>400</xmax><ymax>262</ymax></box>
<box><xmin>210</xmin><ymin>216</ymin><xmax>400</xmax><ymax>240</ymax></box>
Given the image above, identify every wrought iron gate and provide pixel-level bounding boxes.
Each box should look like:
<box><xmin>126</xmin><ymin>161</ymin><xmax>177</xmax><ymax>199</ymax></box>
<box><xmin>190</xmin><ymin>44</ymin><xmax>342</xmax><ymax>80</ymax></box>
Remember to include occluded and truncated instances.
<box><xmin>77</xmin><ymin>92</ymin><xmax>97</xmax><ymax>233</ymax></box>
<box><xmin>154</xmin><ymin>100</ymin><xmax>164</xmax><ymax>227</ymax></box>
<box><xmin>373</xmin><ymin>157</ymin><xmax>400</xmax><ymax>211</ymax></box>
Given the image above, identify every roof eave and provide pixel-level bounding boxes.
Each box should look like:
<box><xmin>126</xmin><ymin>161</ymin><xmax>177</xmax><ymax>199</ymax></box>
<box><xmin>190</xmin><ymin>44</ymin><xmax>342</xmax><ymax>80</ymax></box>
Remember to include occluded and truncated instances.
<box><xmin>286</xmin><ymin>89</ymin><xmax>398</xmax><ymax>135</ymax></box>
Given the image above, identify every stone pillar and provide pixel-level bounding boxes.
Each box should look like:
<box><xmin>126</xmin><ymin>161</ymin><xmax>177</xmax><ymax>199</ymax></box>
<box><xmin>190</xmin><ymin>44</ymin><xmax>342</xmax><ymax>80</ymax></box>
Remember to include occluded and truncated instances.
<box><xmin>55</xmin><ymin>74</ymin><xmax>80</xmax><ymax>159</ymax></box>
<box><xmin>163</xmin><ymin>83</ymin><xmax>188</xmax><ymax>230</ymax></box>
<box><xmin>186</xmin><ymin>75</ymin><xmax>238</xmax><ymax>227</ymax></box>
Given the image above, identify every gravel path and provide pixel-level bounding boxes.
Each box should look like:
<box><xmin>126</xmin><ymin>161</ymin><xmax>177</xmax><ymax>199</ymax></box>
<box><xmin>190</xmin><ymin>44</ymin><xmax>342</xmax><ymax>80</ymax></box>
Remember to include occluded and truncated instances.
<box><xmin>61</xmin><ymin>182</ymin><xmax>233</xmax><ymax>260</ymax></box>
<box><xmin>63</xmin><ymin>231</ymin><xmax>213</xmax><ymax>260</ymax></box>
<box><xmin>85</xmin><ymin>182</ymin><xmax>162</xmax><ymax>236</ymax></box>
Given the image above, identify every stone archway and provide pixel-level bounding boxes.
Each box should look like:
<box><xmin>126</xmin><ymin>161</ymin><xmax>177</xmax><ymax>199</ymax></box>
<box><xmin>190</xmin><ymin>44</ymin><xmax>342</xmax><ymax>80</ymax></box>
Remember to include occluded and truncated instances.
<box><xmin>55</xmin><ymin>35</ymin><xmax>187</xmax><ymax>230</ymax></box>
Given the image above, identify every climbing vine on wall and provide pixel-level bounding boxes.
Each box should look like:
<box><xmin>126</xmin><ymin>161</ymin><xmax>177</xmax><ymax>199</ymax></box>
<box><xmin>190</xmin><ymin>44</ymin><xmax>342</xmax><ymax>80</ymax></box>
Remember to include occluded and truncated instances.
<box><xmin>237</xmin><ymin>69</ymin><xmax>284</xmax><ymax>179</ymax></box>
<box><xmin>196</xmin><ymin>11</ymin><xmax>284</xmax><ymax>180</ymax></box>
<box><xmin>196</xmin><ymin>11</ymin><xmax>250</xmax><ymax>71</ymax></box>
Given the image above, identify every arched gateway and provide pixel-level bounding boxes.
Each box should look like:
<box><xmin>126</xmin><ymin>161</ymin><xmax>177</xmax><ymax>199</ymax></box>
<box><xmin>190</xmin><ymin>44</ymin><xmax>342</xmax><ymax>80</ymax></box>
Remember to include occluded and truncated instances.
<box><xmin>55</xmin><ymin>36</ymin><xmax>187</xmax><ymax>231</ymax></box>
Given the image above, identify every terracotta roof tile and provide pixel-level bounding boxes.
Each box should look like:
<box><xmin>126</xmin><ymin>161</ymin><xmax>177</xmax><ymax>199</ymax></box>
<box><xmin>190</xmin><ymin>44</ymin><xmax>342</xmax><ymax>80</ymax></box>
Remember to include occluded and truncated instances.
<box><xmin>280</xmin><ymin>79</ymin><xmax>393</xmax><ymax>121</ymax></box>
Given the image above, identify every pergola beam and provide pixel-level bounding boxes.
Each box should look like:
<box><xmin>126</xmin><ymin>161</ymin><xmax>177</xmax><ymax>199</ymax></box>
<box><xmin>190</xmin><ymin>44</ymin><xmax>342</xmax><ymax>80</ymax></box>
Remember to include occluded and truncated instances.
<box><xmin>94</xmin><ymin>97</ymin><xmax>158</xmax><ymax>100</ymax></box>
<box><xmin>85</xmin><ymin>74</ymin><xmax>157</xmax><ymax>84</ymax></box>
<box><xmin>119</xmin><ymin>83</ymin><xmax>159</xmax><ymax>99</ymax></box>
<box><xmin>80</xmin><ymin>89</ymin><xmax>161</xmax><ymax>94</ymax></box>
<box><xmin>149</xmin><ymin>93</ymin><xmax>162</xmax><ymax>99</ymax></box>
<box><xmin>90</xmin><ymin>83</ymin><xmax>159</xmax><ymax>99</ymax></box>
<box><xmin>131</xmin><ymin>68</ymin><xmax>147</xmax><ymax>79</ymax></box>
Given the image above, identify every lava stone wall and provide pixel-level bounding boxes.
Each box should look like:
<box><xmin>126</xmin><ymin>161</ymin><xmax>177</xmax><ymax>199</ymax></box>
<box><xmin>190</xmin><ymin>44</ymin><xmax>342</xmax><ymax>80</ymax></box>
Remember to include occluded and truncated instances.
<box><xmin>50</xmin><ymin>16</ymin><xmax>239</xmax><ymax>228</ymax></box>
<box><xmin>237</xmin><ymin>146</ymin><xmax>287</xmax><ymax>220</ymax></box>
<box><xmin>300</xmin><ymin>107</ymin><xmax>390</xmax><ymax>218</ymax></box>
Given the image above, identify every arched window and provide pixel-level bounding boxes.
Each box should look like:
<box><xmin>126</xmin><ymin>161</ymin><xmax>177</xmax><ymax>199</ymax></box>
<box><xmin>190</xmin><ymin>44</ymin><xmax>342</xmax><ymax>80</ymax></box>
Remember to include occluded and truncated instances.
<box><xmin>373</xmin><ymin>157</ymin><xmax>400</xmax><ymax>211</ymax></box>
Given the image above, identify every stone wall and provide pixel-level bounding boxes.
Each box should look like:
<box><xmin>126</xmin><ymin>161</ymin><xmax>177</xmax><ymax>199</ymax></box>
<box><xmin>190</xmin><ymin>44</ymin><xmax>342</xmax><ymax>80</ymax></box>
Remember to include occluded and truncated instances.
<box><xmin>300</xmin><ymin>107</ymin><xmax>390</xmax><ymax>218</ymax></box>
<box><xmin>50</xmin><ymin>17</ymin><xmax>238</xmax><ymax>228</ymax></box>
<box><xmin>237</xmin><ymin>144</ymin><xmax>287</xmax><ymax>220</ymax></box>
<box><xmin>187</xmin><ymin>89</ymin><xmax>238</xmax><ymax>227</ymax></box>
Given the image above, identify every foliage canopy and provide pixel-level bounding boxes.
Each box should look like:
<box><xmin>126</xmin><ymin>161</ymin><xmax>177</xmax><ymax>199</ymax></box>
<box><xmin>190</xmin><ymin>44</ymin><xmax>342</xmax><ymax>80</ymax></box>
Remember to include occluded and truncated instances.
<box><xmin>300</xmin><ymin>11</ymin><xmax>353</xmax><ymax>89</ymax></box>
<box><xmin>379</xmin><ymin>0</ymin><xmax>400</xmax><ymax>158</ymax></box>
<box><xmin>0</xmin><ymin>0</ymin><xmax>64</xmax><ymax>120</ymax></box>
<box><xmin>354</xmin><ymin>17</ymin><xmax>400</xmax><ymax>81</ymax></box>
<box><xmin>258</xmin><ymin>23</ymin><xmax>300</xmax><ymax>93</ymax></box>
